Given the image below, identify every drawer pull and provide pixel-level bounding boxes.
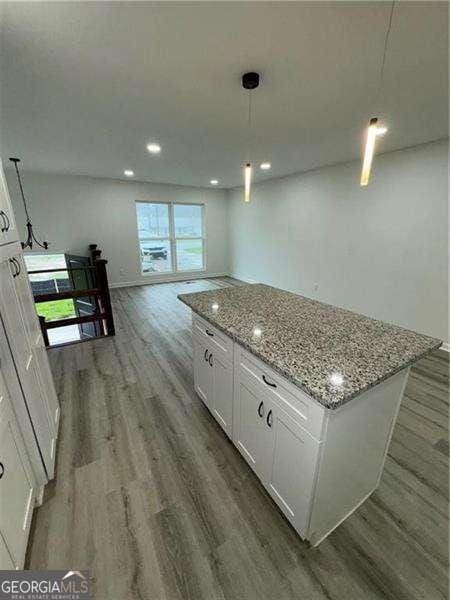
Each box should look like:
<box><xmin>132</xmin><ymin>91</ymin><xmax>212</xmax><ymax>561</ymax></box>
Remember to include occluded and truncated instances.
<box><xmin>266</xmin><ymin>409</ymin><xmax>273</xmax><ymax>428</ymax></box>
<box><xmin>257</xmin><ymin>401</ymin><xmax>264</xmax><ymax>418</ymax></box>
<box><xmin>9</xmin><ymin>258</ymin><xmax>18</xmax><ymax>277</ymax></box>
<box><xmin>204</xmin><ymin>349</ymin><xmax>209</xmax><ymax>362</ymax></box>
<box><xmin>209</xmin><ymin>353</ymin><xmax>213</xmax><ymax>367</ymax></box>
<box><xmin>262</xmin><ymin>374</ymin><xmax>277</xmax><ymax>388</ymax></box>
<box><xmin>0</xmin><ymin>462</ymin><xmax>4</xmax><ymax>479</ymax></box>
<box><xmin>0</xmin><ymin>210</ymin><xmax>7</xmax><ymax>232</ymax></box>
<box><xmin>205</xmin><ymin>329</ymin><xmax>214</xmax><ymax>337</ymax></box>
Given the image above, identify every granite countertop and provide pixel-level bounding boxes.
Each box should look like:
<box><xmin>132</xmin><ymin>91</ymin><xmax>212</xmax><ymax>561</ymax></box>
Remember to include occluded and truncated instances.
<box><xmin>178</xmin><ymin>284</ymin><xmax>442</xmax><ymax>409</ymax></box>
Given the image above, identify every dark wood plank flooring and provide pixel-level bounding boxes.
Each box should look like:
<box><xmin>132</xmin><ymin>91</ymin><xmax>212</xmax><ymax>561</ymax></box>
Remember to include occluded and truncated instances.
<box><xmin>26</xmin><ymin>277</ymin><xmax>449</xmax><ymax>600</ymax></box>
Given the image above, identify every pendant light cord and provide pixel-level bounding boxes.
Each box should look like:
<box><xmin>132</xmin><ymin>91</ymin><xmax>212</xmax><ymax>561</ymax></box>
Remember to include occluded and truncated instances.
<box><xmin>247</xmin><ymin>91</ymin><xmax>252</xmax><ymax>162</ymax></box>
<box><xmin>11</xmin><ymin>159</ymin><xmax>32</xmax><ymax>222</ymax></box>
<box><xmin>375</xmin><ymin>1</ymin><xmax>395</xmax><ymax>109</ymax></box>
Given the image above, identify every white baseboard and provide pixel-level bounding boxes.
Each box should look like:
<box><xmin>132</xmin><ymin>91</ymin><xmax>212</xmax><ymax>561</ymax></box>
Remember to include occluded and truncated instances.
<box><xmin>110</xmin><ymin>271</ymin><xmax>228</xmax><ymax>289</ymax></box>
<box><xmin>440</xmin><ymin>342</ymin><xmax>450</xmax><ymax>353</ymax></box>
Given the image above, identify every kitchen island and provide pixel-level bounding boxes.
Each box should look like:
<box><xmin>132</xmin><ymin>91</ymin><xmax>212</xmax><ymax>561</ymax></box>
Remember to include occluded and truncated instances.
<box><xmin>178</xmin><ymin>284</ymin><xmax>441</xmax><ymax>545</ymax></box>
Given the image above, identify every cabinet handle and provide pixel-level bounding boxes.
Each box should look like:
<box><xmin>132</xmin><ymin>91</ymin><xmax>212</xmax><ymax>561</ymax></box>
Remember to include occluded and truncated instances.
<box><xmin>14</xmin><ymin>258</ymin><xmax>21</xmax><ymax>276</ymax></box>
<box><xmin>262</xmin><ymin>374</ymin><xmax>277</xmax><ymax>388</ymax></box>
<box><xmin>0</xmin><ymin>462</ymin><xmax>4</xmax><ymax>479</ymax></box>
<box><xmin>209</xmin><ymin>353</ymin><xmax>213</xmax><ymax>367</ymax></box>
<box><xmin>4</xmin><ymin>212</ymin><xmax>10</xmax><ymax>231</ymax></box>
<box><xmin>204</xmin><ymin>349</ymin><xmax>209</xmax><ymax>362</ymax></box>
<box><xmin>9</xmin><ymin>258</ymin><xmax>18</xmax><ymax>277</ymax></box>
<box><xmin>266</xmin><ymin>409</ymin><xmax>273</xmax><ymax>428</ymax></box>
<box><xmin>257</xmin><ymin>401</ymin><xmax>264</xmax><ymax>418</ymax></box>
<box><xmin>205</xmin><ymin>329</ymin><xmax>214</xmax><ymax>337</ymax></box>
<box><xmin>0</xmin><ymin>211</ymin><xmax>7</xmax><ymax>232</ymax></box>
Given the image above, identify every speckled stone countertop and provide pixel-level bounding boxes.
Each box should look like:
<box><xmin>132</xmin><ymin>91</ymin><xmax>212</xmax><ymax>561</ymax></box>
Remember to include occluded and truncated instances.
<box><xmin>178</xmin><ymin>284</ymin><xmax>441</xmax><ymax>409</ymax></box>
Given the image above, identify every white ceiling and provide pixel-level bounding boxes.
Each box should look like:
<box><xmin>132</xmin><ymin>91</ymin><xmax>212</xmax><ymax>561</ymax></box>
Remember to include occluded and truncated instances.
<box><xmin>1</xmin><ymin>1</ymin><xmax>448</xmax><ymax>189</ymax></box>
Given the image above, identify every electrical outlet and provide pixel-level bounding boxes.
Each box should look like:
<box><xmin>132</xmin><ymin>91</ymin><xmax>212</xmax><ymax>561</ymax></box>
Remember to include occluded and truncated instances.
<box><xmin>313</xmin><ymin>283</ymin><xmax>319</xmax><ymax>292</ymax></box>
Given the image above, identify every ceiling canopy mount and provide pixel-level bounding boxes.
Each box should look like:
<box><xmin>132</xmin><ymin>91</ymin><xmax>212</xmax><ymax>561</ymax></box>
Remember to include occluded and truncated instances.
<box><xmin>242</xmin><ymin>72</ymin><xmax>260</xmax><ymax>90</ymax></box>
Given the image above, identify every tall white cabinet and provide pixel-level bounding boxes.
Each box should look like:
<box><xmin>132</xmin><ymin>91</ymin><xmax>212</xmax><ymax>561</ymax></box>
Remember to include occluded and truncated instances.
<box><xmin>0</xmin><ymin>159</ymin><xmax>59</xmax><ymax>568</ymax></box>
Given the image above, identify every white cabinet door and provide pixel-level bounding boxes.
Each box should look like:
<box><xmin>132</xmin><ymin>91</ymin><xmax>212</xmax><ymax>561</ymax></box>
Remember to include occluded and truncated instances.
<box><xmin>234</xmin><ymin>373</ymin><xmax>272</xmax><ymax>480</ymax></box>
<box><xmin>0</xmin><ymin>371</ymin><xmax>35</xmax><ymax>569</ymax></box>
<box><xmin>0</xmin><ymin>159</ymin><xmax>18</xmax><ymax>246</ymax></box>
<box><xmin>0</xmin><ymin>247</ymin><xmax>55</xmax><ymax>479</ymax></box>
<box><xmin>0</xmin><ymin>310</ymin><xmax>47</xmax><ymax>486</ymax></box>
<box><xmin>209</xmin><ymin>351</ymin><xmax>233</xmax><ymax>438</ymax></box>
<box><xmin>0</xmin><ymin>533</ymin><xmax>14</xmax><ymax>570</ymax></box>
<box><xmin>194</xmin><ymin>333</ymin><xmax>233</xmax><ymax>437</ymax></box>
<box><xmin>193</xmin><ymin>335</ymin><xmax>213</xmax><ymax>410</ymax></box>
<box><xmin>12</xmin><ymin>252</ymin><xmax>59</xmax><ymax>435</ymax></box>
<box><xmin>34</xmin><ymin>338</ymin><xmax>59</xmax><ymax>434</ymax></box>
<box><xmin>265</xmin><ymin>402</ymin><xmax>320</xmax><ymax>536</ymax></box>
<box><xmin>12</xmin><ymin>252</ymin><xmax>41</xmax><ymax>346</ymax></box>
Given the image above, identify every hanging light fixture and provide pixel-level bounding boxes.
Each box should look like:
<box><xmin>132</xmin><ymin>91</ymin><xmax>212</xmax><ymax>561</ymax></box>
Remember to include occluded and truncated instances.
<box><xmin>244</xmin><ymin>163</ymin><xmax>252</xmax><ymax>203</ymax></box>
<box><xmin>9</xmin><ymin>157</ymin><xmax>49</xmax><ymax>249</ymax></box>
<box><xmin>360</xmin><ymin>1</ymin><xmax>395</xmax><ymax>187</ymax></box>
<box><xmin>360</xmin><ymin>118</ymin><xmax>388</xmax><ymax>186</ymax></box>
<box><xmin>242</xmin><ymin>72</ymin><xmax>260</xmax><ymax>203</ymax></box>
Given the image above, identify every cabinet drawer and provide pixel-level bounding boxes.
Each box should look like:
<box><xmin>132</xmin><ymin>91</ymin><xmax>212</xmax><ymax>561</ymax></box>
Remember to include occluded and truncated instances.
<box><xmin>192</xmin><ymin>314</ymin><xmax>233</xmax><ymax>363</ymax></box>
<box><xmin>238</xmin><ymin>347</ymin><xmax>325</xmax><ymax>440</ymax></box>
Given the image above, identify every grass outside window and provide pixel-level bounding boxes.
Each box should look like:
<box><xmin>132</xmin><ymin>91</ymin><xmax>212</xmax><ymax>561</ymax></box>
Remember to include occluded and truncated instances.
<box><xmin>36</xmin><ymin>299</ymin><xmax>76</xmax><ymax>322</ymax></box>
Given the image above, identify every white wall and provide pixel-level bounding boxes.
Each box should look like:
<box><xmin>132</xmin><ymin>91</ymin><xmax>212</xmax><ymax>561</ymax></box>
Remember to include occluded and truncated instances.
<box><xmin>5</xmin><ymin>140</ymin><xmax>447</xmax><ymax>342</ymax></box>
<box><xmin>5</xmin><ymin>171</ymin><xmax>229</xmax><ymax>286</ymax></box>
<box><xmin>228</xmin><ymin>140</ymin><xmax>448</xmax><ymax>341</ymax></box>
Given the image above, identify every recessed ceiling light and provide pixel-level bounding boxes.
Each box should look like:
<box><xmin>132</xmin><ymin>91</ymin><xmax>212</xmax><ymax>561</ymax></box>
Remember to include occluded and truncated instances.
<box><xmin>124</xmin><ymin>169</ymin><xmax>134</xmax><ymax>177</ymax></box>
<box><xmin>147</xmin><ymin>143</ymin><xmax>161</xmax><ymax>154</ymax></box>
<box><xmin>210</xmin><ymin>179</ymin><xmax>219</xmax><ymax>185</ymax></box>
<box><xmin>260</xmin><ymin>162</ymin><xmax>271</xmax><ymax>170</ymax></box>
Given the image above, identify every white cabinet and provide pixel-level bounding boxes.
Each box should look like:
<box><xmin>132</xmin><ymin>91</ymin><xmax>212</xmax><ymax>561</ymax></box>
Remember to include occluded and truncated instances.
<box><xmin>0</xmin><ymin>163</ymin><xmax>59</xmax><ymax>569</ymax></box>
<box><xmin>11</xmin><ymin>251</ymin><xmax>59</xmax><ymax>435</ymax></box>
<box><xmin>0</xmin><ymin>159</ymin><xmax>18</xmax><ymax>246</ymax></box>
<box><xmin>0</xmin><ymin>304</ymin><xmax>47</xmax><ymax>487</ymax></box>
<box><xmin>192</xmin><ymin>317</ymin><xmax>233</xmax><ymax>438</ymax></box>
<box><xmin>0</xmin><ymin>243</ymin><xmax>57</xmax><ymax>481</ymax></box>
<box><xmin>234</xmin><ymin>362</ymin><xmax>319</xmax><ymax>535</ymax></box>
<box><xmin>209</xmin><ymin>349</ymin><xmax>233</xmax><ymax>437</ymax></box>
<box><xmin>234</xmin><ymin>372</ymin><xmax>273</xmax><ymax>480</ymax></box>
<box><xmin>13</xmin><ymin>252</ymin><xmax>42</xmax><ymax>346</ymax></box>
<box><xmin>193</xmin><ymin>335</ymin><xmax>213</xmax><ymax>408</ymax></box>
<box><xmin>265</xmin><ymin>401</ymin><xmax>320</xmax><ymax>536</ymax></box>
<box><xmin>34</xmin><ymin>338</ymin><xmax>59</xmax><ymax>435</ymax></box>
<box><xmin>0</xmin><ymin>534</ymin><xmax>14</xmax><ymax>570</ymax></box>
<box><xmin>0</xmin><ymin>370</ymin><xmax>35</xmax><ymax>569</ymax></box>
<box><xmin>189</xmin><ymin>309</ymin><xmax>409</xmax><ymax>546</ymax></box>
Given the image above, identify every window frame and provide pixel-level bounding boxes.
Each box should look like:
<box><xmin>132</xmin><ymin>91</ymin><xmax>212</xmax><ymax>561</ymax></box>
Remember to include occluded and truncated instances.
<box><xmin>136</xmin><ymin>200</ymin><xmax>206</xmax><ymax>276</ymax></box>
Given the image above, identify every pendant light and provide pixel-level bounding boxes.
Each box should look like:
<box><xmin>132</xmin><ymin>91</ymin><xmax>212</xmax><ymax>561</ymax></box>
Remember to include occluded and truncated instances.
<box><xmin>242</xmin><ymin>72</ymin><xmax>260</xmax><ymax>203</ymax></box>
<box><xmin>360</xmin><ymin>1</ymin><xmax>395</xmax><ymax>187</ymax></box>
<box><xmin>9</xmin><ymin>157</ymin><xmax>49</xmax><ymax>249</ymax></box>
<box><xmin>244</xmin><ymin>163</ymin><xmax>252</xmax><ymax>203</ymax></box>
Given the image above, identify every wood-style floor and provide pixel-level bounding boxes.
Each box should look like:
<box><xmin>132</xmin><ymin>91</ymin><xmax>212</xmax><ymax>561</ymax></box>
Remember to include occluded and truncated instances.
<box><xmin>26</xmin><ymin>277</ymin><xmax>449</xmax><ymax>600</ymax></box>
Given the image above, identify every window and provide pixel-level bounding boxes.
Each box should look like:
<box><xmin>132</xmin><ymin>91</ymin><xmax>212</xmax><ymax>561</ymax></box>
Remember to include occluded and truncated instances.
<box><xmin>136</xmin><ymin>202</ymin><xmax>204</xmax><ymax>274</ymax></box>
